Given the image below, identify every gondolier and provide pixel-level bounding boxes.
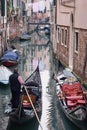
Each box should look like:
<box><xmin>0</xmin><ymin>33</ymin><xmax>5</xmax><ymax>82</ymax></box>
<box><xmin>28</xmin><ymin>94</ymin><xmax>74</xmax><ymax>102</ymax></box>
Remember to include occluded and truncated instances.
<box><xmin>5</xmin><ymin>66</ymin><xmax>42</xmax><ymax>125</ymax></box>
<box><xmin>9</xmin><ymin>68</ymin><xmax>25</xmax><ymax>109</ymax></box>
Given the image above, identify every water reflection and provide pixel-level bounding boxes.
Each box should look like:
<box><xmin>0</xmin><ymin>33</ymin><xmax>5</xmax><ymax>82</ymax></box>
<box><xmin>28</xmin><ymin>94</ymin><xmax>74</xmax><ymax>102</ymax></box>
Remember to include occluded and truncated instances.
<box><xmin>6</xmin><ymin>33</ymin><xmax>51</xmax><ymax>130</ymax></box>
<box><xmin>18</xmin><ymin>40</ymin><xmax>51</xmax><ymax>80</ymax></box>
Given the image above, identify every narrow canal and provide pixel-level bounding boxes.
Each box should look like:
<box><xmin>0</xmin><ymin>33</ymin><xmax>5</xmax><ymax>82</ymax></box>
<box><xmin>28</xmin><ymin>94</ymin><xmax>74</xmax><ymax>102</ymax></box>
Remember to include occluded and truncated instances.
<box><xmin>0</xmin><ymin>30</ymin><xmax>82</xmax><ymax>130</ymax></box>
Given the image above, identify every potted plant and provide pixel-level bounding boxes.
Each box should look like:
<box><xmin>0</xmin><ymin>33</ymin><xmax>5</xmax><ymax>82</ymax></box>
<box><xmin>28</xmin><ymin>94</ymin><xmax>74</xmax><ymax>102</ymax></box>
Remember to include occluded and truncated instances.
<box><xmin>16</xmin><ymin>7</ymin><xmax>20</xmax><ymax>14</ymax></box>
<box><xmin>11</xmin><ymin>7</ymin><xmax>15</xmax><ymax>15</ymax></box>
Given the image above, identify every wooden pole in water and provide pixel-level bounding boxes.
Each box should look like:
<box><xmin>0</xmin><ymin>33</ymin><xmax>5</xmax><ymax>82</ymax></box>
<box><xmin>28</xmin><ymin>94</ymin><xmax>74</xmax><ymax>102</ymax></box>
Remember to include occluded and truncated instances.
<box><xmin>23</xmin><ymin>86</ymin><xmax>43</xmax><ymax>130</ymax></box>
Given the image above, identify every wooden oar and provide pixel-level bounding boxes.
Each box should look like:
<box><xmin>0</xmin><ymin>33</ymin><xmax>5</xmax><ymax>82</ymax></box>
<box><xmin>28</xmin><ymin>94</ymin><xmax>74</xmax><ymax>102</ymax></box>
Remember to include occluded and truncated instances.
<box><xmin>23</xmin><ymin>86</ymin><xmax>43</xmax><ymax>130</ymax></box>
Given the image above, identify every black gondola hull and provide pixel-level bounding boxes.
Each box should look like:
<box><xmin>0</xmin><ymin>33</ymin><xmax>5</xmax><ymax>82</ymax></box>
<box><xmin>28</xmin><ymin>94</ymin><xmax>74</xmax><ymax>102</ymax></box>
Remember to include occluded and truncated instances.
<box><xmin>58</xmin><ymin>98</ymin><xmax>87</xmax><ymax>130</ymax></box>
<box><xmin>55</xmin><ymin>68</ymin><xmax>87</xmax><ymax>130</ymax></box>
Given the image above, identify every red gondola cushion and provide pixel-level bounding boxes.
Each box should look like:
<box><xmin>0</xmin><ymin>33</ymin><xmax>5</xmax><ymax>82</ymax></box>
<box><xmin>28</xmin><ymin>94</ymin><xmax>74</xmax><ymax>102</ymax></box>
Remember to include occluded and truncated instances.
<box><xmin>66</xmin><ymin>95</ymin><xmax>83</xmax><ymax>100</ymax></box>
<box><xmin>67</xmin><ymin>100</ymin><xmax>77</xmax><ymax>106</ymax></box>
<box><xmin>77</xmin><ymin>100</ymin><xmax>86</xmax><ymax>104</ymax></box>
<box><xmin>62</xmin><ymin>82</ymin><xmax>82</xmax><ymax>96</ymax></box>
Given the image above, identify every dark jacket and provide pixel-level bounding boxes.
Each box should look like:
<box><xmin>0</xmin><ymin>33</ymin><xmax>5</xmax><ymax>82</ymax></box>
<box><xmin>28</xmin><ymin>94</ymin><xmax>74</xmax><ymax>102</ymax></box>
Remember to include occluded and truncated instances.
<box><xmin>9</xmin><ymin>72</ymin><xmax>21</xmax><ymax>92</ymax></box>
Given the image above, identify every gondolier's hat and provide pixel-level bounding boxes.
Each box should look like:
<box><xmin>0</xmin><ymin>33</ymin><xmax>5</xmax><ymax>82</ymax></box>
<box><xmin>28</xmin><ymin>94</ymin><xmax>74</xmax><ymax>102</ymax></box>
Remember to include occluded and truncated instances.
<box><xmin>11</xmin><ymin>45</ymin><xmax>16</xmax><ymax>50</ymax></box>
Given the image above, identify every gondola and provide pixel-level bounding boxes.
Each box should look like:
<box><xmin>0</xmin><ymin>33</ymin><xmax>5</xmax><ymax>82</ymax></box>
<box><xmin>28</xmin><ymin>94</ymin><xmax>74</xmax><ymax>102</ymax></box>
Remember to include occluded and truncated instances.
<box><xmin>54</xmin><ymin>68</ymin><xmax>87</xmax><ymax>130</ymax></box>
<box><xmin>0</xmin><ymin>49</ymin><xmax>20</xmax><ymax>67</ymax></box>
<box><xmin>0</xmin><ymin>65</ymin><xmax>12</xmax><ymax>85</ymax></box>
<box><xmin>5</xmin><ymin>66</ymin><xmax>42</xmax><ymax>124</ymax></box>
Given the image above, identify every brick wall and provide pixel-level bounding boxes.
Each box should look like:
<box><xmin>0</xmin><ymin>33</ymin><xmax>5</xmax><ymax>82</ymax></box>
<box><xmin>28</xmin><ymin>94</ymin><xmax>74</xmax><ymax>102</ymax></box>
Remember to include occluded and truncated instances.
<box><xmin>57</xmin><ymin>26</ymin><xmax>69</xmax><ymax>67</ymax></box>
<box><xmin>56</xmin><ymin>26</ymin><xmax>87</xmax><ymax>82</ymax></box>
<box><xmin>73</xmin><ymin>29</ymin><xmax>87</xmax><ymax>81</ymax></box>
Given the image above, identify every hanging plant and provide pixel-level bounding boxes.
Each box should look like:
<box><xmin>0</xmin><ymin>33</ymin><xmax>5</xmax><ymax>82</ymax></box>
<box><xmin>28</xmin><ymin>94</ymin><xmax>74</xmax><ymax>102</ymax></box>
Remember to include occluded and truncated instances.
<box><xmin>7</xmin><ymin>0</ymin><xmax>11</xmax><ymax>17</ymax></box>
<box><xmin>16</xmin><ymin>7</ymin><xmax>20</xmax><ymax>14</ymax></box>
<box><xmin>11</xmin><ymin>7</ymin><xmax>15</xmax><ymax>15</ymax></box>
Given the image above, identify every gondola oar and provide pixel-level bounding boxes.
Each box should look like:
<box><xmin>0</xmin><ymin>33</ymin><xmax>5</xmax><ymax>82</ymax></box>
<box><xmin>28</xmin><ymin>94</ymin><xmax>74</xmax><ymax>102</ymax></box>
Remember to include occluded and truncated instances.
<box><xmin>23</xmin><ymin>86</ymin><xmax>43</xmax><ymax>130</ymax></box>
<box><xmin>18</xmin><ymin>94</ymin><xmax>24</xmax><ymax>120</ymax></box>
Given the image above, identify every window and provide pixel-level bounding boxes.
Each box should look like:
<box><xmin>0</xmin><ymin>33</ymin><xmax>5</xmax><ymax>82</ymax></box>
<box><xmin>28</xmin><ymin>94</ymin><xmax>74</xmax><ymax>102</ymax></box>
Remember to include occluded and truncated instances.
<box><xmin>17</xmin><ymin>0</ymin><xmax>19</xmax><ymax>6</ymax></box>
<box><xmin>62</xmin><ymin>0</ymin><xmax>74</xmax><ymax>3</ymax></box>
<box><xmin>61</xmin><ymin>28</ymin><xmax>64</xmax><ymax>45</ymax></box>
<box><xmin>0</xmin><ymin>2</ymin><xmax>1</xmax><ymax>16</ymax></box>
<box><xmin>64</xmin><ymin>29</ymin><xmax>67</xmax><ymax>46</ymax></box>
<box><xmin>75</xmin><ymin>32</ymin><xmax>78</xmax><ymax>52</ymax></box>
<box><xmin>57</xmin><ymin>27</ymin><xmax>60</xmax><ymax>43</ymax></box>
<box><xmin>60</xmin><ymin>27</ymin><xmax>68</xmax><ymax>46</ymax></box>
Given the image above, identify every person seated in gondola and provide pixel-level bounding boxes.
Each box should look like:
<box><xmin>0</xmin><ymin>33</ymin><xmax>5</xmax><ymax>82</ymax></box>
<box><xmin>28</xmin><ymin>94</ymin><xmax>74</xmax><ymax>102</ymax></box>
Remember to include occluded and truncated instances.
<box><xmin>9</xmin><ymin>68</ymin><xmax>25</xmax><ymax>109</ymax></box>
<box><xmin>11</xmin><ymin>45</ymin><xmax>17</xmax><ymax>52</ymax></box>
<box><xmin>23</xmin><ymin>81</ymin><xmax>41</xmax><ymax>101</ymax></box>
<box><xmin>11</xmin><ymin>45</ymin><xmax>19</xmax><ymax>56</ymax></box>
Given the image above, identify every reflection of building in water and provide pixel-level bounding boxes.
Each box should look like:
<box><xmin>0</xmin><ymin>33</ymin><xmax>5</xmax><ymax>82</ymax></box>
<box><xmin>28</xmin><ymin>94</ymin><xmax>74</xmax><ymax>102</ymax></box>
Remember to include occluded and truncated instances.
<box><xmin>35</xmin><ymin>45</ymin><xmax>50</xmax><ymax>71</ymax></box>
<box><xmin>39</xmin><ymin>57</ymin><xmax>45</xmax><ymax>71</ymax></box>
<box><xmin>33</xmin><ymin>57</ymin><xmax>38</xmax><ymax>70</ymax></box>
<box><xmin>20</xmin><ymin>44</ymin><xmax>50</xmax><ymax>78</ymax></box>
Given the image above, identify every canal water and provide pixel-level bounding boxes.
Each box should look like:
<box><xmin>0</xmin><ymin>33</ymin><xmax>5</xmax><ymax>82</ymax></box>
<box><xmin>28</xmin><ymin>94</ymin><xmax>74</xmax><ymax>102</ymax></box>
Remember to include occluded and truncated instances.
<box><xmin>0</xmin><ymin>30</ymin><xmax>82</xmax><ymax>130</ymax></box>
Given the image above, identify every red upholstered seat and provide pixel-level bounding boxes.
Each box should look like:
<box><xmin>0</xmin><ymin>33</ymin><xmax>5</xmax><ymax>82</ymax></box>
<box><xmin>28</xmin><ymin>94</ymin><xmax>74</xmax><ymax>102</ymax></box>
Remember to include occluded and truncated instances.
<box><xmin>67</xmin><ymin>100</ymin><xmax>77</xmax><ymax>106</ymax></box>
<box><xmin>62</xmin><ymin>82</ymin><xmax>86</xmax><ymax>107</ymax></box>
<box><xmin>74</xmin><ymin>82</ymin><xmax>81</xmax><ymax>89</ymax></box>
<box><xmin>66</xmin><ymin>95</ymin><xmax>83</xmax><ymax>100</ymax></box>
<box><xmin>77</xmin><ymin>100</ymin><xmax>86</xmax><ymax>104</ymax></box>
<box><xmin>66</xmin><ymin>97</ymin><xmax>86</xmax><ymax>107</ymax></box>
<box><xmin>62</xmin><ymin>82</ymin><xmax>82</xmax><ymax>96</ymax></box>
<box><xmin>67</xmin><ymin>99</ymin><xmax>86</xmax><ymax>107</ymax></box>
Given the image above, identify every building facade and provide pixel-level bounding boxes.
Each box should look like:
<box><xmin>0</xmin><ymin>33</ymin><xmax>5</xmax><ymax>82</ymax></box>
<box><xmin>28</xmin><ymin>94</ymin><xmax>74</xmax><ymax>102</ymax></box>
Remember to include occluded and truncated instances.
<box><xmin>54</xmin><ymin>0</ymin><xmax>87</xmax><ymax>82</ymax></box>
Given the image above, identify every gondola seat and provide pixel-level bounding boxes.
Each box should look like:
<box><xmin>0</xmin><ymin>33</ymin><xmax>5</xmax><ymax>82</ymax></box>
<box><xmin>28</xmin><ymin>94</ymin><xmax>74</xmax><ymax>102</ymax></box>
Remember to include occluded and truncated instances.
<box><xmin>67</xmin><ymin>99</ymin><xmax>86</xmax><ymax>107</ymax></box>
<box><xmin>77</xmin><ymin>99</ymin><xmax>86</xmax><ymax>104</ymax></box>
<box><xmin>66</xmin><ymin>96</ymin><xmax>86</xmax><ymax>107</ymax></box>
<box><xmin>66</xmin><ymin>95</ymin><xmax>83</xmax><ymax>100</ymax></box>
<box><xmin>62</xmin><ymin>82</ymin><xmax>86</xmax><ymax>107</ymax></box>
<box><xmin>67</xmin><ymin>100</ymin><xmax>77</xmax><ymax>107</ymax></box>
<box><xmin>62</xmin><ymin>82</ymin><xmax>82</xmax><ymax>96</ymax></box>
<box><xmin>22</xmin><ymin>95</ymin><xmax>37</xmax><ymax>108</ymax></box>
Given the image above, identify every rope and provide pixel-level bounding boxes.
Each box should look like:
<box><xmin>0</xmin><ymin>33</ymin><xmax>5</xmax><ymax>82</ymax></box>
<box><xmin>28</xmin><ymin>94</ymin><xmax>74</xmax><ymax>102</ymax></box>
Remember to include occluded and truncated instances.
<box><xmin>23</xmin><ymin>86</ymin><xmax>43</xmax><ymax>130</ymax></box>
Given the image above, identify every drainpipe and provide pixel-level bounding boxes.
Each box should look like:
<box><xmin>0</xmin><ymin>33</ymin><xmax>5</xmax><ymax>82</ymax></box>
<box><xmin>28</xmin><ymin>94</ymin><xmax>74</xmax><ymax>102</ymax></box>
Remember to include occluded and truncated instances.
<box><xmin>0</xmin><ymin>30</ymin><xmax>3</xmax><ymax>55</ymax></box>
<box><xmin>50</xmin><ymin>5</ymin><xmax>56</xmax><ymax>53</ymax></box>
<box><xmin>69</xmin><ymin>12</ymin><xmax>74</xmax><ymax>70</ymax></box>
<box><xmin>50</xmin><ymin>3</ymin><xmax>57</xmax><ymax>73</ymax></box>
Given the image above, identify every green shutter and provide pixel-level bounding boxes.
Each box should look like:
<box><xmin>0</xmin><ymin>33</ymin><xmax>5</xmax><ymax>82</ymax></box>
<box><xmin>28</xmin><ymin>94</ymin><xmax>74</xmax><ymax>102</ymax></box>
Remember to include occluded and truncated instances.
<box><xmin>1</xmin><ymin>0</ymin><xmax>5</xmax><ymax>16</ymax></box>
